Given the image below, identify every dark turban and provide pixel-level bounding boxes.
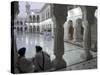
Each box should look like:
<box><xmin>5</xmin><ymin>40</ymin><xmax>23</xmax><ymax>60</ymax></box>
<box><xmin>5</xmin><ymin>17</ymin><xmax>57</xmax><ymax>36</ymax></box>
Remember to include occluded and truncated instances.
<box><xmin>18</xmin><ymin>47</ymin><xmax>26</xmax><ymax>56</ymax></box>
<box><xmin>35</xmin><ymin>46</ymin><xmax>42</xmax><ymax>52</ymax></box>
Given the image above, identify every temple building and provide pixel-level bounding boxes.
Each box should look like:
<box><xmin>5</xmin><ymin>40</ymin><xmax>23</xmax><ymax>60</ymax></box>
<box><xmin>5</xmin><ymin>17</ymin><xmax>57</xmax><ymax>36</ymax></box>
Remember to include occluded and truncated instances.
<box><xmin>12</xmin><ymin>2</ymin><xmax>97</xmax><ymax>73</ymax></box>
<box><xmin>14</xmin><ymin>3</ymin><xmax>54</xmax><ymax>36</ymax></box>
<box><xmin>14</xmin><ymin>3</ymin><xmax>97</xmax><ymax>51</ymax></box>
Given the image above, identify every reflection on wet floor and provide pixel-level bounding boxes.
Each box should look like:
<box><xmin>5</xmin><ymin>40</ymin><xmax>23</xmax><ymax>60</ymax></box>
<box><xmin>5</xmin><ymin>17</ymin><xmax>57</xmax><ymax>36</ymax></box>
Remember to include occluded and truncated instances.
<box><xmin>16</xmin><ymin>32</ymin><xmax>54</xmax><ymax>59</ymax></box>
<box><xmin>15</xmin><ymin>32</ymin><xmax>97</xmax><ymax>66</ymax></box>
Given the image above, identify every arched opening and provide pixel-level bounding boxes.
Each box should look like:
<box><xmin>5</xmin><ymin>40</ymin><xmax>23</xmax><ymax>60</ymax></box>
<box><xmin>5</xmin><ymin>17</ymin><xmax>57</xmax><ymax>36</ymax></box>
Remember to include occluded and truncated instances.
<box><xmin>35</xmin><ymin>16</ymin><xmax>37</xmax><ymax>23</ymax></box>
<box><xmin>14</xmin><ymin>27</ymin><xmax>16</xmax><ymax>30</ymax></box>
<box><xmin>17</xmin><ymin>27</ymin><xmax>19</xmax><ymax>31</ymax></box>
<box><xmin>48</xmin><ymin>24</ymin><xmax>52</xmax><ymax>32</ymax></box>
<box><xmin>29</xmin><ymin>15</ymin><xmax>32</xmax><ymax>22</ymax></box>
<box><xmin>29</xmin><ymin>26</ymin><xmax>32</xmax><ymax>32</ymax></box>
<box><xmin>33</xmin><ymin>26</ymin><xmax>36</xmax><ymax>32</ymax></box>
<box><xmin>37</xmin><ymin>26</ymin><xmax>40</xmax><ymax>32</ymax></box>
<box><xmin>17</xmin><ymin>21</ymin><xmax>19</xmax><ymax>25</ymax></box>
<box><xmin>25</xmin><ymin>27</ymin><xmax>27</xmax><ymax>31</ymax></box>
<box><xmin>68</xmin><ymin>20</ymin><xmax>74</xmax><ymax>40</ymax></box>
<box><xmin>20</xmin><ymin>27</ymin><xmax>23</xmax><ymax>32</ymax></box>
<box><xmin>33</xmin><ymin>15</ymin><xmax>35</xmax><ymax>23</ymax></box>
<box><xmin>37</xmin><ymin>15</ymin><xmax>40</xmax><ymax>23</ymax></box>
<box><xmin>20</xmin><ymin>21</ymin><xmax>23</xmax><ymax>25</ymax></box>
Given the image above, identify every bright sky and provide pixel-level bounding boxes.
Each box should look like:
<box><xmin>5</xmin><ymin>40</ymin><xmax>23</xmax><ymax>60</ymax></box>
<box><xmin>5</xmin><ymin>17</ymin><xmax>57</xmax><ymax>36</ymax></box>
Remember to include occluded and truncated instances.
<box><xmin>19</xmin><ymin>1</ymin><xmax>45</xmax><ymax>13</ymax></box>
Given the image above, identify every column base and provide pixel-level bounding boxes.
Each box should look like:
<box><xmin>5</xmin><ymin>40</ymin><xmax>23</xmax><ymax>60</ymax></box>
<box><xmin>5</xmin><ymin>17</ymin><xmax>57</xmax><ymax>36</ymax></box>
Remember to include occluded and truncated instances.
<box><xmin>81</xmin><ymin>50</ymin><xmax>93</xmax><ymax>61</ymax></box>
<box><xmin>86</xmin><ymin>51</ymin><xmax>93</xmax><ymax>60</ymax></box>
<box><xmin>52</xmin><ymin>58</ymin><xmax>67</xmax><ymax>70</ymax></box>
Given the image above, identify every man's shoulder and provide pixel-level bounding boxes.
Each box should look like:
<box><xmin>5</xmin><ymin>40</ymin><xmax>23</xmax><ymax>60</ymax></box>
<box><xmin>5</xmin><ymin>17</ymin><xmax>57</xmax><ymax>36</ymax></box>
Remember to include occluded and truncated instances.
<box><xmin>35</xmin><ymin>52</ymin><xmax>42</xmax><ymax>57</ymax></box>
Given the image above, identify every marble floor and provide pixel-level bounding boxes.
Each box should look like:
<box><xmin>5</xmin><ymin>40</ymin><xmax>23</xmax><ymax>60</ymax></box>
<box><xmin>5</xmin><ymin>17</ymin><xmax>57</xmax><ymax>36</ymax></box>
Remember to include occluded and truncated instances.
<box><xmin>60</xmin><ymin>58</ymin><xmax>97</xmax><ymax>71</ymax></box>
<box><xmin>15</xmin><ymin>31</ymin><xmax>97</xmax><ymax>67</ymax></box>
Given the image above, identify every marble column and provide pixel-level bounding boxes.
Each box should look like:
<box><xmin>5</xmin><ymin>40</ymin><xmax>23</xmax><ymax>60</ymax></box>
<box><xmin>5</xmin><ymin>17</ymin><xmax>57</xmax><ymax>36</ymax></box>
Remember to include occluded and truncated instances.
<box><xmin>64</xmin><ymin>22</ymin><xmax>66</xmax><ymax>41</ymax></box>
<box><xmin>73</xmin><ymin>25</ymin><xmax>77</xmax><ymax>42</ymax></box>
<box><xmin>74</xmin><ymin>19</ymin><xmax>83</xmax><ymax>42</ymax></box>
<box><xmin>52</xmin><ymin>4</ymin><xmax>67</xmax><ymax>70</ymax></box>
<box><xmin>80</xmin><ymin>6</ymin><xmax>92</xmax><ymax>60</ymax></box>
<box><xmin>81</xmin><ymin>6</ymin><xmax>97</xmax><ymax>60</ymax></box>
<box><xmin>64</xmin><ymin>21</ymin><xmax>69</xmax><ymax>41</ymax></box>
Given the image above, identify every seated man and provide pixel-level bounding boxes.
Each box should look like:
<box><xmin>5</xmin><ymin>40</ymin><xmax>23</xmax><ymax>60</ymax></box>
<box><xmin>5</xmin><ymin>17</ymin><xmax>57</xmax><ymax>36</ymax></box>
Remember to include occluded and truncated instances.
<box><xmin>17</xmin><ymin>47</ymin><xmax>34</xmax><ymax>73</ymax></box>
<box><xmin>33</xmin><ymin>46</ymin><xmax>52</xmax><ymax>72</ymax></box>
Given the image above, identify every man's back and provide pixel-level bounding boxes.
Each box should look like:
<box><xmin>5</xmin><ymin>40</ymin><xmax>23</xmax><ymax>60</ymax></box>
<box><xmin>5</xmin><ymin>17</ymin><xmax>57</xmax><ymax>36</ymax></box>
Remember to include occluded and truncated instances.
<box><xmin>17</xmin><ymin>57</ymin><xmax>34</xmax><ymax>73</ymax></box>
<box><xmin>34</xmin><ymin>51</ymin><xmax>52</xmax><ymax>72</ymax></box>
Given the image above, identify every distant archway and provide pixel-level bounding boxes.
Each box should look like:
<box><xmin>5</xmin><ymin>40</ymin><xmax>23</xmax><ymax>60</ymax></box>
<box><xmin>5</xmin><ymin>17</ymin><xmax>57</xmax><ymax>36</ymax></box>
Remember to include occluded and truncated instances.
<box><xmin>37</xmin><ymin>15</ymin><xmax>40</xmax><ymax>23</ymax></box>
<box><xmin>25</xmin><ymin>27</ymin><xmax>27</xmax><ymax>31</ymax></box>
<box><xmin>20</xmin><ymin>21</ymin><xmax>23</xmax><ymax>25</ymax></box>
<box><xmin>17</xmin><ymin>27</ymin><xmax>20</xmax><ymax>31</ymax></box>
<box><xmin>20</xmin><ymin>27</ymin><xmax>23</xmax><ymax>32</ymax></box>
<box><xmin>29</xmin><ymin>15</ymin><xmax>32</xmax><ymax>22</ymax></box>
<box><xmin>37</xmin><ymin>26</ymin><xmax>40</xmax><ymax>32</ymax></box>
<box><xmin>33</xmin><ymin>26</ymin><xmax>36</xmax><ymax>32</ymax></box>
<box><xmin>29</xmin><ymin>26</ymin><xmax>32</xmax><ymax>32</ymax></box>
<box><xmin>33</xmin><ymin>15</ymin><xmax>36</xmax><ymax>23</ymax></box>
<box><xmin>17</xmin><ymin>21</ymin><xmax>19</xmax><ymax>25</ymax></box>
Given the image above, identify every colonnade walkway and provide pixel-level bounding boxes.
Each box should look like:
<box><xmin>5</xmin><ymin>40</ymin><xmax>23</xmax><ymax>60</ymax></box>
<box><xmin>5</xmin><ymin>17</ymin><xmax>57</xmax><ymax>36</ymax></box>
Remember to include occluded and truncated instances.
<box><xmin>15</xmin><ymin>31</ymin><xmax>97</xmax><ymax>70</ymax></box>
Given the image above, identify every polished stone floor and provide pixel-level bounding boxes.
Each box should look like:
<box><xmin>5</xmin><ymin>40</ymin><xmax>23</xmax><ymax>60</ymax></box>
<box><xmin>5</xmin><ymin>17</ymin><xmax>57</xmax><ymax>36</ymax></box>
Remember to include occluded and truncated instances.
<box><xmin>15</xmin><ymin>31</ymin><xmax>97</xmax><ymax>66</ymax></box>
